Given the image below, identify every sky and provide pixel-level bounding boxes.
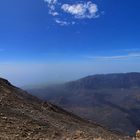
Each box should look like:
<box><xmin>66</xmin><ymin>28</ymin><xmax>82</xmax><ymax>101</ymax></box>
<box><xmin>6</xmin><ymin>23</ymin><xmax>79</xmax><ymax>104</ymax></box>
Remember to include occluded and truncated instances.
<box><xmin>0</xmin><ymin>0</ymin><xmax>140</xmax><ymax>86</ymax></box>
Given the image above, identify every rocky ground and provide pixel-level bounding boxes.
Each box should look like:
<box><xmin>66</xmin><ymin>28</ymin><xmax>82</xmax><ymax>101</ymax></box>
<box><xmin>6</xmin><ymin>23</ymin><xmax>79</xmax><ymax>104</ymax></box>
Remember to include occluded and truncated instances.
<box><xmin>0</xmin><ymin>78</ymin><xmax>132</xmax><ymax>140</ymax></box>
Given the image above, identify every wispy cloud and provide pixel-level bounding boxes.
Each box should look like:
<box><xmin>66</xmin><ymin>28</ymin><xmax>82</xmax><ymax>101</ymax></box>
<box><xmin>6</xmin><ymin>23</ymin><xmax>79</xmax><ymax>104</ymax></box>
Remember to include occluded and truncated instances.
<box><xmin>85</xmin><ymin>53</ymin><xmax>140</xmax><ymax>61</ymax></box>
<box><xmin>122</xmin><ymin>48</ymin><xmax>140</xmax><ymax>52</ymax></box>
<box><xmin>55</xmin><ymin>19</ymin><xmax>69</xmax><ymax>26</ymax></box>
<box><xmin>55</xmin><ymin>19</ymin><xmax>75</xmax><ymax>26</ymax></box>
<box><xmin>44</xmin><ymin>0</ymin><xmax>100</xmax><ymax>25</ymax></box>
<box><xmin>55</xmin><ymin>19</ymin><xmax>76</xmax><ymax>26</ymax></box>
<box><xmin>44</xmin><ymin>0</ymin><xmax>57</xmax><ymax>5</ymax></box>
<box><xmin>44</xmin><ymin>0</ymin><xmax>59</xmax><ymax>16</ymax></box>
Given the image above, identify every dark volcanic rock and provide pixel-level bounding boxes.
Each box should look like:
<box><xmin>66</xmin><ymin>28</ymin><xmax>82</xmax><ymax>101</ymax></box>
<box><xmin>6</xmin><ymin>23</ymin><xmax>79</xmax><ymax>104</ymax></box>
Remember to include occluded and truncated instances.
<box><xmin>0</xmin><ymin>77</ymin><xmax>129</xmax><ymax>140</ymax></box>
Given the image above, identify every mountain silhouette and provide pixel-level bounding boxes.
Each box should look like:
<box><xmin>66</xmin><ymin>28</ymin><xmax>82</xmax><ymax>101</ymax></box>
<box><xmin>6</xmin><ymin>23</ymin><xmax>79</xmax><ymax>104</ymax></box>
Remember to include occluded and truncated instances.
<box><xmin>0</xmin><ymin>77</ymin><xmax>130</xmax><ymax>140</ymax></box>
<box><xmin>28</xmin><ymin>72</ymin><xmax>140</xmax><ymax>136</ymax></box>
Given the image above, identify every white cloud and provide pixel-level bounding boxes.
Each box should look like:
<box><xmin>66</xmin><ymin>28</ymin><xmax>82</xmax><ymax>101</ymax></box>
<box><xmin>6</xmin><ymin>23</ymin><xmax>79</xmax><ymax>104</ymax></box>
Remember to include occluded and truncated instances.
<box><xmin>49</xmin><ymin>11</ymin><xmax>59</xmax><ymax>16</ymax></box>
<box><xmin>44</xmin><ymin>0</ymin><xmax>59</xmax><ymax>16</ymax></box>
<box><xmin>44</xmin><ymin>0</ymin><xmax>100</xmax><ymax>25</ymax></box>
<box><xmin>61</xmin><ymin>2</ymin><xmax>98</xmax><ymax>19</ymax></box>
<box><xmin>55</xmin><ymin>19</ymin><xmax>70</xmax><ymax>26</ymax></box>
<box><xmin>61</xmin><ymin>4</ymin><xmax>86</xmax><ymax>18</ymax></box>
<box><xmin>44</xmin><ymin>0</ymin><xmax>57</xmax><ymax>5</ymax></box>
<box><xmin>55</xmin><ymin>19</ymin><xmax>75</xmax><ymax>26</ymax></box>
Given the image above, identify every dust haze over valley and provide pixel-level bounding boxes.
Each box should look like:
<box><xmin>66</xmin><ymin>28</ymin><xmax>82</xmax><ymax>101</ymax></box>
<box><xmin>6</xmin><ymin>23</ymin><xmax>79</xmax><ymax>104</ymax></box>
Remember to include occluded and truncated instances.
<box><xmin>27</xmin><ymin>72</ymin><xmax>140</xmax><ymax>136</ymax></box>
<box><xmin>1</xmin><ymin>62</ymin><xmax>140</xmax><ymax>87</ymax></box>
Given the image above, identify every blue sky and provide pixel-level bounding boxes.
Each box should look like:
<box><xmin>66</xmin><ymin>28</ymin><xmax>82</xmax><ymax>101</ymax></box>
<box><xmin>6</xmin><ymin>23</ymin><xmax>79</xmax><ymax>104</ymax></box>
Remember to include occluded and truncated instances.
<box><xmin>0</xmin><ymin>0</ymin><xmax>140</xmax><ymax>86</ymax></box>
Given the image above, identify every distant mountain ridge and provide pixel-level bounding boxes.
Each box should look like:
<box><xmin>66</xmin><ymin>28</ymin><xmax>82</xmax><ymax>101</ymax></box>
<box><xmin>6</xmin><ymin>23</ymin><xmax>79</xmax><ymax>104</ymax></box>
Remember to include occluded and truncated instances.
<box><xmin>0</xmin><ymin>77</ymin><xmax>129</xmax><ymax>140</ymax></box>
<box><xmin>28</xmin><ymin>72</ymin><xmax>140</xmax><ymax>136</ymax></box>
<box><xmin>65</xmin><ymin>72</ymin><xmax>140</xmax><ymax>89</ymax></box>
